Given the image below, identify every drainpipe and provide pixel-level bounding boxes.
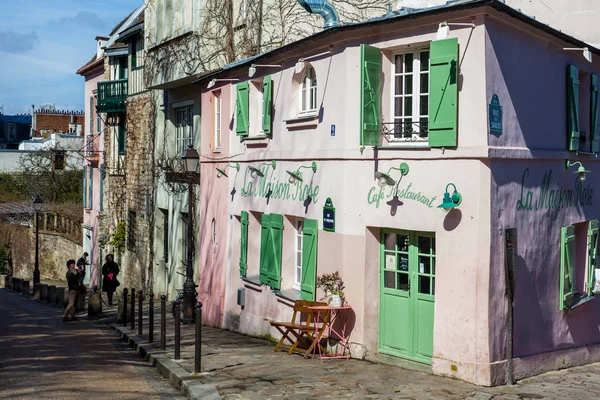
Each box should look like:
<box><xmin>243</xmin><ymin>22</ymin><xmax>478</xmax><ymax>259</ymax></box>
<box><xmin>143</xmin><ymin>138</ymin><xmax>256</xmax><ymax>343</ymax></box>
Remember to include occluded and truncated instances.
<box><xmin>297</xmin><ymin>0</ymin><xmax>339</xmax><ymax>29</ymax></box>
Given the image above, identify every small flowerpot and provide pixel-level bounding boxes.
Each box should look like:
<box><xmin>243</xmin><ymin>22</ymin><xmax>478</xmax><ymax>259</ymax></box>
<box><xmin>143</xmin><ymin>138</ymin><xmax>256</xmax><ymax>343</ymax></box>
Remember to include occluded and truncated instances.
<box><xmin>331</xmin><ymin>294</ymin><xmax>342</xmax><ymax>307</ymax></box>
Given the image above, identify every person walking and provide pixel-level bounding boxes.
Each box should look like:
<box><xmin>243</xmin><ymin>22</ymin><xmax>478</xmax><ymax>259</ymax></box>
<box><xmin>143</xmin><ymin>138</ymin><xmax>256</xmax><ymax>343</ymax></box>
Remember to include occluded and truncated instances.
<box><xmin>63</xmin><ymin>259</ymin><xmax>81</xmax><ymax>322</ymax></box>
<box><xmin>101</xmin><ymin>254</ymin><xmax>120</xmax><ymax>306</ymax></box>
<box><xmin>76</xmin><ymin>252</ymin><xmax>88</xmax><ymax>284</ymax></box>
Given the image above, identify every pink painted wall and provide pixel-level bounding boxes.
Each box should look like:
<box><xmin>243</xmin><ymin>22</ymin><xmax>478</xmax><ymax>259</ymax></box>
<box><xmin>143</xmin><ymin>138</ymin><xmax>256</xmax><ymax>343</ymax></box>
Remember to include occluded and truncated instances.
<box><xmin>198</xmin><ymin>86</ymin><xmax>232</xmax><ymax>326</ymax></box>
<box><xmin>486</xmin><ymin>15</ymin><xmax>600</xmax><ymax>383</ymax></box>
<box><xmin>82</xmin><ymin>64</ymin><xmax>104</xmax><ymax>286</ymax></box>
<box><xmin>200</xmin><ymin>9</ymin><xmax>495</xmax><ymax>385</ymax></box>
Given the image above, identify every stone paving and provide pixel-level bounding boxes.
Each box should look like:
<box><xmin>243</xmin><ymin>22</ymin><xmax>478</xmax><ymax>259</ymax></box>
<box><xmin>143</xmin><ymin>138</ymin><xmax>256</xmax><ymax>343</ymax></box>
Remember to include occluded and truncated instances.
<box><xmin>95</xmin><ymin>297</ymin><xmax>600</xmax><ymax>400</ymax></box>
<box><xmin>14</xmin><ymin>279</ymin><xmax>600</xmax><ymax>400</ymax></box>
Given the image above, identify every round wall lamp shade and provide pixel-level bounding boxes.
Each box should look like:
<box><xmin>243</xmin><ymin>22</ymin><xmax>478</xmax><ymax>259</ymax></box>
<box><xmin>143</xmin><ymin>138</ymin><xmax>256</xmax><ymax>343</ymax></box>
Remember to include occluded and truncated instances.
<box><xmin>575</xmin><ymin>165</ymin><xmax>590</xmax><ymax>181</ymax></box>
<box><xmin>216</xmin><ymin>167</ymin><xmax>228</xmax><ymax>178</ymax></box>
<box><xmin>286</xmin><ymin>170</ymin><xmax>303</xmax><ymax>184</ymax></box>
<box><xmin>249</xmin><ymin>166</ymin><xmax>264</xmax><ymax>178</ymax></box>
<box><xmin>374</xmin><ymin>171</ymin><xmax>395</xmax><ymax>188</ymax></box>
<box><xmin>438</xmin><ymin>183</ymin><xmax>462</xmax><ymax>210</ymax></box>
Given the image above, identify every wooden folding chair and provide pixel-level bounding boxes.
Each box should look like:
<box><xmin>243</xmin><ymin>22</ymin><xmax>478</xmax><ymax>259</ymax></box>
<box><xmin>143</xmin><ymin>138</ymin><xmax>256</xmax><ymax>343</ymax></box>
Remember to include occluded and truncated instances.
<box><xmin>270</xmin><ymin>300</ymin><xmax>328</xmax><ymax>357</ymax></box>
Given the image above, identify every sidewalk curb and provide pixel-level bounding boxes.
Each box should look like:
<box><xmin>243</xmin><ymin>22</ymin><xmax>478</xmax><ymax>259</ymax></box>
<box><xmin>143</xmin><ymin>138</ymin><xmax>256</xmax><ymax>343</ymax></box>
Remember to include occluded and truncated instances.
<box><xmin>110</xmin><ymin>323</ymin><xmax>221</xmax><ymax>400</ymax></box>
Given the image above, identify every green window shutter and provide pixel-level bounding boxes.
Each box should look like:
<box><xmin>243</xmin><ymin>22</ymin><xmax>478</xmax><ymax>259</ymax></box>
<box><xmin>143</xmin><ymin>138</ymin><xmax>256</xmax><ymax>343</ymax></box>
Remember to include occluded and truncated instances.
<box><xmin>131</xmin><ymin>41</ymin><xmax>137</xmax><ymax>69</ymax></box>
<box><xmin>301</xmin><ymin>219</ymin><xmax>318</xmax><ymax>301</ymax></box>
<box><xmin>82</xmin><ymin>166</ymin><xmax>87</xmax><ymax>208</ymax></box>
<box><xmin>239</xmin><ymin>211</ymin><xmax>249</xmax><ymax>277</ymax></box>
<box><xmin>89</xmin><ymin>97</ymin><xmax>93</xmax><ymax>134</ymax></box>
<box><xmin>360</xmin><ymin>44</ymin><xmax>381</xmax><ymax>147</ymax></box>
<box><xmin>560</xmin><ymin>225</ymin><xmax>576</xmax><ymax>310</ymax></box>
<box><xmin>99</xmin><ymin>164</ymin><xmax>104</xmax><ymax>212</ymax></box>
<box><xmin>236</xmin><ymin>82</ymin><xmax>249</xmax><ymax>136</ymax></box>
<box><xmin>268</xmin><ymin>214</ymin><xmax>283</xmax><ymax>289</ymax></box>
<box><xmin>88</xmin><ymin>167</ymin><xmax>93</xmax><ymax>209</ymax></box>
<box><xmin>262</xmin><ymin>75</ymin><xmax>273</xmax><ymax>135</ymax></box>
<box><xmin>588</xmin><ymin>220</ymin><xmax>599</xmax><ymax>296</ymax></box>
<box><xmin>567</xmin><ymin>65</ymin><xmax>580</xmax><ymax>151</ymax></box>
<box><xmin>259</xmin><ymin>214</ymin><xmax>271</xmax><ymax>285</ymax></box>
<box><xmin>118</xmin><ymin>124</ymin><xmax>126</xmax><ymax>155</ymax></box>
<box><xmin>591</xmin><ymin>74</ymin><xmax>599</xmax><ymax>153</ymax></box>
<box><xmin>428</xmin><ymin>38</ymin><xmax>458</xmax><ymax>148</ymax></box>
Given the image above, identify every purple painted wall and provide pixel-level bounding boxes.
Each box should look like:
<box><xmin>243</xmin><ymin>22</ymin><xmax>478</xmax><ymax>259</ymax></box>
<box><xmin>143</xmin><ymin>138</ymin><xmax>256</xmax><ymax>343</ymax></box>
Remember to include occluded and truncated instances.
<box><xmin>486</xmin><ymin>15</ymin><xmax>600</xmax><ymax>381</ymax></box>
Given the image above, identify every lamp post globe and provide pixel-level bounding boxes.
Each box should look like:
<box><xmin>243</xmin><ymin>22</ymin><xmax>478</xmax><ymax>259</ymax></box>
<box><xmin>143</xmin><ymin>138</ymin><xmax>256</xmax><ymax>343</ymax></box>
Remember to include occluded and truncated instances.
<box><xmin>32</xmin><ymin>195</ymin><xmax>43</xmax><ymax>284</ymax></box>
<box><xmin>181</xmin><ymin>146</ymin><xmax>199</xmax><ymax>324</ymax></box>
<box><xmin>182</xmin><ymin>145</ymin><xmax>200</xmax><ymax>173</ymax></box>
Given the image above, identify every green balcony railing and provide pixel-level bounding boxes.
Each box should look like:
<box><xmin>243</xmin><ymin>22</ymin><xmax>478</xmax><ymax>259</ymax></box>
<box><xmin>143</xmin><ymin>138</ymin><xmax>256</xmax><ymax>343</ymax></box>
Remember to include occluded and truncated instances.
<box><xmin>97</xmin><ymin>79</ymin><xmax>128</xmax><ymax>113</ymax></box>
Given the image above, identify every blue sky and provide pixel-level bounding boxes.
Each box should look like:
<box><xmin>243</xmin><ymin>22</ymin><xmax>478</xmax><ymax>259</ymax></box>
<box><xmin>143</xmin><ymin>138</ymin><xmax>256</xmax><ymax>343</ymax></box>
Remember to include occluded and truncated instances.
<box><xmin>0</xmin><ymin>0</ymin><xmax>142</xmax><ymax>115</ymax></box>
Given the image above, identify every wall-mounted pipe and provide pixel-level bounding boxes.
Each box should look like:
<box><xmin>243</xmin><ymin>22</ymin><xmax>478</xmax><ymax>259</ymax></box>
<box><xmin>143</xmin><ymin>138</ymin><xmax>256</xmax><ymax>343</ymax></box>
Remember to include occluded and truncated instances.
<box><xmin>297</xmin><ymin>0</ymin><xmax>340</xmax><ymax>29</ymax></box>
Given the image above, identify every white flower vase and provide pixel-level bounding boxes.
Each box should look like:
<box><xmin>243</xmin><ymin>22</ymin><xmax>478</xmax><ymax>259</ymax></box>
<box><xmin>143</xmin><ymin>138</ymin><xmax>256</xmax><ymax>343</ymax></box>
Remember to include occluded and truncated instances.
<box><xmin>331</xmin><ymin>294</ymin><xmax>342</xmax><ymax>307</ymax></box>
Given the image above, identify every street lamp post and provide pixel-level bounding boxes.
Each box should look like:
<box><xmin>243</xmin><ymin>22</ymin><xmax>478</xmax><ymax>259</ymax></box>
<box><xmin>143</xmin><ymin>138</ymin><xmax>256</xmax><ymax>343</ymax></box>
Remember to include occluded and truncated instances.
<box><xmin>32</xmin><ymin>195</ymin><xmax>43</xmax><ymax>284</ymax></box>
<box><xmin>181</xmin><ymin>145</ymin><xmax>200</xmax><ymax>324</ymax></box>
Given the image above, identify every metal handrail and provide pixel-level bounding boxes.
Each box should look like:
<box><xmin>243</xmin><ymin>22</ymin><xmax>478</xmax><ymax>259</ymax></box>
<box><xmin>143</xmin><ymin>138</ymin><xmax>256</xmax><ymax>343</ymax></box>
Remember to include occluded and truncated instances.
<box><xmin>381</xmin><ymin>121</ymin><xmax>428</xmax><ymax>140</ymax></box>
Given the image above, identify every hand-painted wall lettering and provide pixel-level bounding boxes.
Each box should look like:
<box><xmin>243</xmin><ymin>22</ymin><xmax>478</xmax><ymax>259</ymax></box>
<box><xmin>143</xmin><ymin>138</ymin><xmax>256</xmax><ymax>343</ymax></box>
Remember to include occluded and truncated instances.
<box><xmin>516</xmin><ymin>168</ymin><xmax>593</xmax><ymax>211</ymax></box>
<box><xmin>240</xmin><ymin>165</ymin><xmax>320</xmax><ymax>204</ymax></box>
<box><xmin>367</xmin><ymin>182</ymin><xmax>437</xmax><ymax>209</ymax></box>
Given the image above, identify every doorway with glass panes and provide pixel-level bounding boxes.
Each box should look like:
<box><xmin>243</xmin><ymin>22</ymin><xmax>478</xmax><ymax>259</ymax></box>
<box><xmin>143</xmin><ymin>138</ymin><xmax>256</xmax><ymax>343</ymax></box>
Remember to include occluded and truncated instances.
<box><xmin>379</xmin><ymin>230</ymin><xmax>435</xmax><ymax>364</ymax></box>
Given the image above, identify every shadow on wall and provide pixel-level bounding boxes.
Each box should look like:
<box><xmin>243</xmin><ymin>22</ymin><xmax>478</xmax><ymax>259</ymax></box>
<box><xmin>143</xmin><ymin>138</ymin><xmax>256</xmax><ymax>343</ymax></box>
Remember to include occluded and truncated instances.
<box><xmin>443</xmin><ymin>208</ymin><xmax>462</xmax><ymax>231</ymax></box>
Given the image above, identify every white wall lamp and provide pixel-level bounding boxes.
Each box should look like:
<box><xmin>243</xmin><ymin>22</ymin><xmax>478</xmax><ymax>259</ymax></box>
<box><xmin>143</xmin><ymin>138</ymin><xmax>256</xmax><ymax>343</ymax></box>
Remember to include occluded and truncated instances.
<box><xmin>286</xmin><ymin>162</ymin><xmax>317</xmax><ymax>184</ymax></box>
<box><xmin>436</xmin><ymin>21</ymin><xmax>476</xmax><ymax>40</ymax></box>
<box><xmin>248</xmin><ymin>64</ymin><xmax>282</xmax><ymax>78</ymax></box>
<box><xmin>562</xmin><ymin>47</ymin><xmax>593</xmax><ymax>63</ymax></box>
<box><xmin>216</xmin><ymin>163</ymin><xmax>240</xmax><ymax>178</ymax></box>
<box><xmin>294</xmin><ymin>50</ymin><xmax>332</xmax><ymax>74</ymax></box>
<box><xmin>207</xmin><ymin>78</ymin><xmax>239</xmax><ymax>89</ymax></box>
<box><xmin>566</xmin><ymin>160</ymin><xmax>591</xmax><ymax>181</ymax></box>
<box><xmin>249</xmin><ymin>160</ymin><xmax>276</xmax><ymax>178</ymax></box>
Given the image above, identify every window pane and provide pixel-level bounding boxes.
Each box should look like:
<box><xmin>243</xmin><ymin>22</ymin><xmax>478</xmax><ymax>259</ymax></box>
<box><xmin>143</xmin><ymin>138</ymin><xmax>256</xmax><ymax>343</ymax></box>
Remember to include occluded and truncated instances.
<box><xmin>418</xmin><ymin>256</ymin><xmax>431</xmax><ymax>274</ymax></box>
<box><xmin>432</xmin><ymin>277</ymin><xmax>435</xmax><ymax>296</ymax></box>
<box><xmin>398</xmin><ymin>234</ymin><xmax>409</xmax><ymax>252</ymax></box>
<box><xmin>394</xmin><ymin>97</ymin><xmax>402</xmax><ymax>118</ymax></box>
<box><xmin>432</xmin><ymin>258</ymin><xmax>435</xmax><ymax>275</ymax></box>
<box><xmin>395</xmin><ymin>76</ymin><xmax>403</xmax><ymax>96</ymax></box>
<box><xmin>405</xmin><ymin>75</ymin><xmax>413</xmax><ymax>95</ymax></box>
<box><xmin>398</xmin><ymin>273</ymin><xmax>409</xmax><ymax>291</ymax></box>
<box><xmin>394</xmin><ymin>54</ymin><xmax>403</xmax><ymax>74</ymax></box>
<box><xmin>384</xmin><ymin>271</ymin><xmax>396</xmax><ymax>288</ymax></box>
<box><xmin>420</xmin><ymin>96</ymin><xmax>428</xmax><ymax>116</ymax></box>
<box><xmin>384</xmin><ymin>233</ymin><xmax>396</xmax><ymax>250</ymax></box>
<box><xmin>420</xmin><ymin>72</ymin><xmax>429</xmax><ymax>94</ymax></box>
<box><xmin>296</xmin><ymin>252</ymin><xmax>302</xmax><ymax>266</ymax></box>
<box><xmin>420</xmin><ymin>51</ymin><xmax>430</xmax><ymax>71</ymax></box>
<box><xmin>418</xmin><ymin>236</ymin><xmax>431</xmax><ymax>254</ymax></box>
<box><xmin>404</xmin><ymin>96</ymin><xmax>412</xmax><ymax>117</ymax></box>
<box><xmin>432</xmin><ymin>237</ymin><xmax>436</xmax><ymax>255</ymax></box>
<box><xmin>398</xmin><ymin>254</ymin><xmax>409</xmax><ymax>271</ymax></box>
<box><xmin>418</xmin><ymin>276</ymin><xmax>430</xmax><ymax>294</ymax></box>
<box><xmin>384</xmin><ymin>252</ymin><xmax>396</xmax><ymax>270</ymax></box>
<box><xmin>404</xmin><ymin>53</ymin><xmax>413</xmax><ymax>73</ymax></box>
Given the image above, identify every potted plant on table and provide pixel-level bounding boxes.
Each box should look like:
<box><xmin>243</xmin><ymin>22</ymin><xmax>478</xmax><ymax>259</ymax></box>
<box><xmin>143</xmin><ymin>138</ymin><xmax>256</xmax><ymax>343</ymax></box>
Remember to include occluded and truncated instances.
<box><xmin>316</xmin><ymin>271</ymin><xmax>345</xmax><ymax>307</ymax></box>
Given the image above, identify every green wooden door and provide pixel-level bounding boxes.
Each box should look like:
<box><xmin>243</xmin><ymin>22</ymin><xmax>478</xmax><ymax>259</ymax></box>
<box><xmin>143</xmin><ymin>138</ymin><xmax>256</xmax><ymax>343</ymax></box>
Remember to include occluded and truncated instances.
<box><xmin>379</xmin><ymin>230</ymin><xmax>435</xmax><ymax>364</ymax></box>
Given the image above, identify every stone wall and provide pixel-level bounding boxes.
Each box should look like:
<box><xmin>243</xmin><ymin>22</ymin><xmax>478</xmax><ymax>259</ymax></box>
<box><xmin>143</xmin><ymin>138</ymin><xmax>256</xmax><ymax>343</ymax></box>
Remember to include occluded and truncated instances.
<box><xmin>13</xmin><ymin>231</ymin><xmax>82</xmax><ymax>282</ymax></box>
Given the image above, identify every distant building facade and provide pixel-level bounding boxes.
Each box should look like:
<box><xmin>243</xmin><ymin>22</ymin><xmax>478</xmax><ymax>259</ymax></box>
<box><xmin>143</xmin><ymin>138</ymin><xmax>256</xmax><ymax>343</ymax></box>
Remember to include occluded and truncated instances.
<box><xmin>0</xmin><ymin>114</ymin><xmax>32</xmax><ymax>149</ymax></box>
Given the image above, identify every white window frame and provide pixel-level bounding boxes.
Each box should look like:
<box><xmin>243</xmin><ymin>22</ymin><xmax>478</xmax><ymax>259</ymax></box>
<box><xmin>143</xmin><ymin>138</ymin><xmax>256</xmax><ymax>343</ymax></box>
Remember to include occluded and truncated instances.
<box><xmin>389</xmin><ymin>48</ymin><xmax>430</xmax><ymax>144</ymax></box>
<box><xmin>214</xmin><ymin>92</ymin><xmax>221</xmax><ymax>151</ymax></box>
<box><xmin>299</xmin><ymin>66</ymin><xmax>317</xmax><ymax>115</ymax></box>
<box><xmin>175</xmin><ymin>105</ymin><xmax>194</xmax><ymax>156</ymax></box>
<box><xmin>293</xmin><ymin>219</ymin><xmax>304</xmax><ymax>291</ymax></box>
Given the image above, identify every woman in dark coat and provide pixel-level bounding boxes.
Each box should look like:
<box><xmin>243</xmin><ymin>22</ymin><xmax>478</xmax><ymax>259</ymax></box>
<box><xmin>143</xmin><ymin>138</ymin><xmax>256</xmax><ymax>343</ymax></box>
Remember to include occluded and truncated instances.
<box><xmin>101</xmin><ymin>254</ymin><xmax>120</xmax><ymax>305</ymax></box>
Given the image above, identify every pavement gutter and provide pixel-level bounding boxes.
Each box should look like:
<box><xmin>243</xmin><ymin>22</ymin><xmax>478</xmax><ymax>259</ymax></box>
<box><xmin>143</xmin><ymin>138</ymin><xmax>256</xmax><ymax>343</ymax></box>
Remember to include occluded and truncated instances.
<box><xmin>110</xmin><ymin>323</ymin><xmax>221</xmax><ymax>400</ymax></box>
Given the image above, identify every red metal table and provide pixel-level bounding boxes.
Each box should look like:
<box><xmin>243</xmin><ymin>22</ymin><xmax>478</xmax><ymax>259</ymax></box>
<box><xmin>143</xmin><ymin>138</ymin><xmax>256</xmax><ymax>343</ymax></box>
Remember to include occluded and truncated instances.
<box><xmin>308</xmin><ymin>305</ymin><xmax>352</xmax><ymax>360</ymax></box>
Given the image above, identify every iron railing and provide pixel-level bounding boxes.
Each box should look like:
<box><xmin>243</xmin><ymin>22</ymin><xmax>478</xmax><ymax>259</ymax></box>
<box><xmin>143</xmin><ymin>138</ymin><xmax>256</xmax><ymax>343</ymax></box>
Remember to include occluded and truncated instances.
<box><xmin>381</xmin><ymin>121</ymin><xmax>428</xmax><ymax>141</ymax></box>
<box><xmin>97</xmin><ymin>79</ymin><xmax>128</xmax><ymax>113</ymax></box>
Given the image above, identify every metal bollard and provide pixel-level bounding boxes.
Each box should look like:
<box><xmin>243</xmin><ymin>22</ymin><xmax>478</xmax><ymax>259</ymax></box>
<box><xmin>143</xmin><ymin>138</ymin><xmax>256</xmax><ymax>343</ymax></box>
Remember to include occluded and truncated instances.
<box><xmin>122</xmin><ymin>288</ymin><xmax>128</xmax><ymax>327</ymax></box>
<box><xmin>149</xmin><ymin>293</ymin><xmax>154</xmax><ymax>343</ymax></box>
<box><xmin>131</xmin><ymin>287</ymin><xmax>136</xmax><ymax>330</ymax></box>
<box><xmin>22</xmin><ymin>280</ymin><xmax>30</xmax><ymax>296</ymax></box>
<box><xmin>138</xmin><ymin>290</ymin><xmax>143</xmax><ymax>336</ymax></box>
<box><xmin>174</xmin><ymin>300</ymin><xmax>181</xmax><ymax>360</ymax></box>
<box><xmin>160</xmin><ymin>295</ymin><xmax>166</xmax><ymax>350</ymax></box>
<box><xmin>195</xmin><ymin>301</ymin><xmax>203</xmax><ymax>374</ymax></box>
